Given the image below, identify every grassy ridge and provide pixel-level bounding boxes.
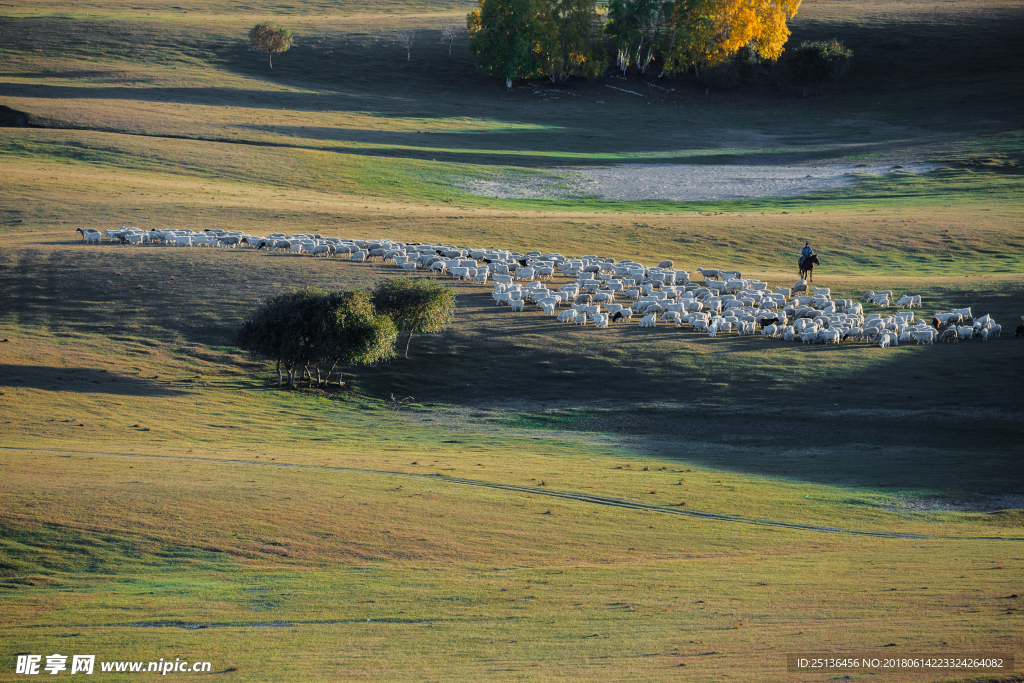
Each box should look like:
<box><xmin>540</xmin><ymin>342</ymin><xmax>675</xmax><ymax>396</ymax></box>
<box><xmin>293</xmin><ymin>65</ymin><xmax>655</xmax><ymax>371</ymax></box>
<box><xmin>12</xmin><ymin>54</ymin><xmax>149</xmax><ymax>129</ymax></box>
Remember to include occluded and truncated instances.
<box><xmin>2</xmin><ymin>130</ymin><xmax>1023</xmax><ymax>275</ymax></box>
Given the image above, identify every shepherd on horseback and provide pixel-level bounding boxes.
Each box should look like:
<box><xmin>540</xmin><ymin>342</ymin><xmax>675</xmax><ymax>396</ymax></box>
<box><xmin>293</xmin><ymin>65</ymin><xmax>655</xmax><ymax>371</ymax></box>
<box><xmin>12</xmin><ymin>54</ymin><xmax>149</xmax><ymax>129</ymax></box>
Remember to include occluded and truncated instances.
<box><xmin>799</xmin><ymin>242</ymin><xmax>820</xmax><ymax>282</ymax></box>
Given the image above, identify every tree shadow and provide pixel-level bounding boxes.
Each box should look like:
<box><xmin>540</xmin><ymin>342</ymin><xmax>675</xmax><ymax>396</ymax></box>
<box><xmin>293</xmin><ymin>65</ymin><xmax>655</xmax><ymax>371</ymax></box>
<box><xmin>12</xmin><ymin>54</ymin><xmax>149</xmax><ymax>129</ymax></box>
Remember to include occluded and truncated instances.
<box><xmin>0</xmin><ymin>364</ymin><xmax>185</xmax><ymax>396</ymax></box>
<box><xmin>352</xmin><ymin>284</ymin><xmax>1024</xmax><ymax>495</ymax></box>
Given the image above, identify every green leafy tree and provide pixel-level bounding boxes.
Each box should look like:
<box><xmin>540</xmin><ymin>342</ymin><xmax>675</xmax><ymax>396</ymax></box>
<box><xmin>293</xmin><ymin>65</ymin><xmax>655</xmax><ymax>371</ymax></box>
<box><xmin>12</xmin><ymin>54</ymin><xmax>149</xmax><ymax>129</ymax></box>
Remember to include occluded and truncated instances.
<box><xmin>248</xmin><ymin>21</ymin><xmax>293</xmax><ymax>69</ymax></box>
<box><xmin>539</xmin><ymin>0</ymin><xmax>608</xmax><ymax>82</ymax></box>
<box><xmin>372</xmin><ymin>278</ymin><xmax>457</xmax><ymax>358</ymax></box>
<box><xmin>782</xmin><ymin>39</ymin><xmax>853</xmax><ymax>96</ymax></box>
<box><xmin>604</xmin><ymin>0</ymin><xmax>669</xmax><ymax>74</ymax></box>
<box><xmin>235</xmin><ymin>288</ymin><xmax>396</xmax><ymax>388</ymax></box>
<box><xmin>468</xmin><ymin>0</ymin><xmax>549</xmax><ymax>89</ymax></box>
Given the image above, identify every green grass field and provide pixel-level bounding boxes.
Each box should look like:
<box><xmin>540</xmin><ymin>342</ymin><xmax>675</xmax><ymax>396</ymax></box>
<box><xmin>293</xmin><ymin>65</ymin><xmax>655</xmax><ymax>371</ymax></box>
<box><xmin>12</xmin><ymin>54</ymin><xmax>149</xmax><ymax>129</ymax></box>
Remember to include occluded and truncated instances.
<box><xmin>1</xmin><ymin>0</ymin><xmax>1023</xmax><ymax>680</ymax></box>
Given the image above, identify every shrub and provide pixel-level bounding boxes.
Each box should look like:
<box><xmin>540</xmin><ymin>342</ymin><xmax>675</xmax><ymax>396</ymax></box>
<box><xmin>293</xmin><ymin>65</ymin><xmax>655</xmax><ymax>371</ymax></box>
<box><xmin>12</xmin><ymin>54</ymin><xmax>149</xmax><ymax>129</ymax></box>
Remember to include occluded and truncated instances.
<box><xmin>372</xmin><ymin>278</ymin><xmax>457</xmax><ymax>358</ymax></box>
<box><xmin>235</xmin><ymin>287</ymin><xmax>396</xmax><ymax>388</ymax></box>
<box><xmin>782</xmin><ymin>39</ymin><xmax>853</xmax><ymax>96</ymax></box>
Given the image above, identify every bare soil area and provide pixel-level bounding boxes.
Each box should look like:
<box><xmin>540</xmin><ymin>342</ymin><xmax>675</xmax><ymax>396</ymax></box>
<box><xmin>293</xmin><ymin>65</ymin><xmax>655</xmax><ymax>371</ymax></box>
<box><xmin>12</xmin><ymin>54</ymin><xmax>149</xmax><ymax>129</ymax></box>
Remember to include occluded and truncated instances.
<box><xmin>459</xmin><ymin>159</ymin><xmax>940</xmax><ymax>201</ymax></box>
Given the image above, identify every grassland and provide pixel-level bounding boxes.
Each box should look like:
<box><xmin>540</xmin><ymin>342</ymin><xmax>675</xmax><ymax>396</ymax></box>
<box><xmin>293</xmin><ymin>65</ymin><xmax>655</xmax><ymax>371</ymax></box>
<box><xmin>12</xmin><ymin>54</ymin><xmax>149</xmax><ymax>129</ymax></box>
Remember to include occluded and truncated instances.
<box><xmin>1</xmin><ymin>0</ymin><xmax>1022</xmax><ymax>679</ymax></box>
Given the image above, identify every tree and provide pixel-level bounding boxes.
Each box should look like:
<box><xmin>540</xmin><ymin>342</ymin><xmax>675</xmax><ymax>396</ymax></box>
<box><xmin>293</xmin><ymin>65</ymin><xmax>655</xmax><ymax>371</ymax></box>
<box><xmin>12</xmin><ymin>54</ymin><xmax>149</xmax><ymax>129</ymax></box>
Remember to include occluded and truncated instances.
<box><xmin>396</xmin><ymin>29</ymin><xmax>417</xmax><ymax>64</ymax></box>
<box><xmin>372</xmin><ymin>278</ymin><xmax>457</xmax><ymax>358</ymax></box>
<box><xmin>440</xmin><ymin>24</ymin><xmax>458</xmax><ymax>60</ymax></box>
<box><xmin>782</xmin><ymin>39</ymin><xmax>853</xmax><ymax>96</ymax></box>
<box><xmin>539</xmin><ymin>0</ymin><xmax>608</xmax><ymax>82</ymax></box>
<box><xmin>468</xmin><ymin>0</ymin><xmax>550</xmax><ymax>89</ymax></box>
<box><xmin>248</xmin><ymin>21</ymin><xmax>293</xmax><ymax>69</ymax></box>
<box><xmin>604</xmin><ymin>0</ymin><xmax>669</xmax><ymax>75</ymax></box>
<box><xmin>235</xmin><ymin>287</ymin><xmax>397</xmax><ymax>388</ymax></box>
<box><xmin>656</xmin><ymin>0</ymin><xmax>801</xmax><ymax>78</ymax></box>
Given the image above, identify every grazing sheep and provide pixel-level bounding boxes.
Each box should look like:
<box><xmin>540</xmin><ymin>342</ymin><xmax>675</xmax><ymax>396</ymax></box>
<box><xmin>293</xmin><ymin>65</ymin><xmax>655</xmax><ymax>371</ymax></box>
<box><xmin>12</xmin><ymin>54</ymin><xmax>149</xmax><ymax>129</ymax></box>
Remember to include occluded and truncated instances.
<box><xmin>573</xmin><ymin>313</ymin><xmax>588</xmax><ymax>325</ymax></box>
<box><xmin>660</xmin><ymin>310</ymin><xmax>681</xmax><ymax>323</ymax></box>
<box><xmin>914</xmin><ymin>330</ymin><xmax>935</xmax><ymax>345</ymax></box>
<box><xmin>76</xmin><ymin>227</ymin><xmax>102</xmax><ymax>243</ymax></box>
<box><xmin>593</xmin><ymin>313</ymin><xmax>609</xmax><ymax>328</ymax></box>
<box><xmin>611</xmin><ymin>309</ymin><xmax>633</xmax><ymax>323</ymax></box>
<box><xmin>1015</xmin><ymin>324</ymin><xmax>1024</xmax><ymax>338</ymax></box>
<box><xmin>939</xmin><ymin>328</ymin><xmax>959</xmax><ymax>342</ymax></box>
<box><xmin>951</xmin><ymin>307</ymin><xmax>973</xmax><ymax>322</ymax></box>
<box><xmin>509</xmin><ymin>299</ymin><xmax>525</xmax><ymax>312</ymax></box>
<box><xmin>639</xmin><ymin>314</ymin><xmax>657</xmax><ymax>328</ymax></box>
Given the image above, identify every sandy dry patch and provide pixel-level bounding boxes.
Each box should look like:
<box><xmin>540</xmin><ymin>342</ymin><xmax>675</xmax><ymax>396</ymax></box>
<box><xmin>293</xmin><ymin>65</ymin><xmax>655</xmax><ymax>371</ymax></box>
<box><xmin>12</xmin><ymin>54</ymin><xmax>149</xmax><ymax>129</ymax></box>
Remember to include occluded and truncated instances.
<box><xmin>458</xmin><ymin>160</ymin><xmax>939</xmax><ymax>201</ymax></box>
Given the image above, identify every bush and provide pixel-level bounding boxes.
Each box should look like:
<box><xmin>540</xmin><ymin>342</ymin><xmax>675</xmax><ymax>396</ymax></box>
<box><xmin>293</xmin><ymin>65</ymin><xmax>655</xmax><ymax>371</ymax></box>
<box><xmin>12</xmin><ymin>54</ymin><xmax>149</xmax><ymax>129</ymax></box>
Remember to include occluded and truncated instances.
<box><xmin>372</xmin><ymin>278</ymin><xmax>457</xmax><ymax>358</ymax></box>
<box><xmin>695</xmin><ymin>43</ymin><xmax>764</xmax><ymax>90</ymax></box>
<box><xmin>235</xmin><ymin>287</ymin><xmax>396</xmax><ymax>388</ymax></box>
<box><xmin>782</xmin><ymin>39</ymin><xmax>853</xmax><ymax>96</ymax></box>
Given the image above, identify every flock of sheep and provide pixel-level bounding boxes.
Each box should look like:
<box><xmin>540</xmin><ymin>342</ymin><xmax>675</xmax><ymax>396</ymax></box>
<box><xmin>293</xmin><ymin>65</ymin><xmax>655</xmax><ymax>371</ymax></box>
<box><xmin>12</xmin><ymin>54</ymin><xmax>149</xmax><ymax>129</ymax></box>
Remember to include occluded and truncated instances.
<box><xmin>77</xmin><ymin>225</ymin><xmax>1021</xmax><ymax>345</ymax></box>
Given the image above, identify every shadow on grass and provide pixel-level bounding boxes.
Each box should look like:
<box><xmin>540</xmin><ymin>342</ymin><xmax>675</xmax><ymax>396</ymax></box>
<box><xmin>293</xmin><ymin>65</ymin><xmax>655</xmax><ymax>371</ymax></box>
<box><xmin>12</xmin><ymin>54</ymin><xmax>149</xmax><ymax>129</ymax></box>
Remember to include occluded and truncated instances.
<box><xmin>350</xmin><ymin>287</ymin><xmax>1024</xmax><ymax>494</ymax></box>
<box><xmin>0</xmin><ymin>364</ymin><xmax>185</xmax><ymax>397</ymax></box>
<box><xmin>2</xmin><ymin>247</ymin><xmax>1020</xmax><ymax>493</ymax></box>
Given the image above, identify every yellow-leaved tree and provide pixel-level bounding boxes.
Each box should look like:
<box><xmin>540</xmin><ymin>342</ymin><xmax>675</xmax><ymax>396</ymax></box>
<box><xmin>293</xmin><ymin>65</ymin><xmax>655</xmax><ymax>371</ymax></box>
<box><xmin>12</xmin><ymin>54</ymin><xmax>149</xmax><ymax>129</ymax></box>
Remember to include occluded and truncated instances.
<box><xmin>659</xmin><ymin>0</ymin><xmax>800</xmax><ymax>78</ymax></box>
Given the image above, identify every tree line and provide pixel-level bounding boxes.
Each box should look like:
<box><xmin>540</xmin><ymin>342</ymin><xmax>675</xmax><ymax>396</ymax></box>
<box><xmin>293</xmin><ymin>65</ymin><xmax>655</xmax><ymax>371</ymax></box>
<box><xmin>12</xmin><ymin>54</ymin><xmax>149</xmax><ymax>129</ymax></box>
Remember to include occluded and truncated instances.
<box><xmin>244</xmin><ymin>11</ymin><xmax>851</xmax><ymax>93</ymax></box>
<box><xmin>466</xmin><ymin>0</ymin><xmax>851</xmax><ymax>90</ymax></box>
<box><xmin>235</xmin><ymin>278</ymin><xmax>456</xmax><ymax>389</ymax></box>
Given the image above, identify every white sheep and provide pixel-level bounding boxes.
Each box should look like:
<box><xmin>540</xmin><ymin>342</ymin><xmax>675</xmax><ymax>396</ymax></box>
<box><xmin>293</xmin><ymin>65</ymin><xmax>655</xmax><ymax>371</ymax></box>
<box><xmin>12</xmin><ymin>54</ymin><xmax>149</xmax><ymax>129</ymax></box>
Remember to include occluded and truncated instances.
<box><xmin>913</xmin><ymin>330</ymin><xmax>935</xmax><ymax>345</ymax></box>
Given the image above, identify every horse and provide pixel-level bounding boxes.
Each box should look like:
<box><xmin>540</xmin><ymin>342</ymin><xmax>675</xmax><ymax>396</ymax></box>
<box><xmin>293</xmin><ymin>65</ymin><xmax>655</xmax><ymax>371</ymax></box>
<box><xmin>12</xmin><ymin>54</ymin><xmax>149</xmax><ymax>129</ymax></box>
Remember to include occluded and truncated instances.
<box><xmin>799</xmin><ymin>254</ymin><xmax>820</xmax><ymax>282</ymax></box>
